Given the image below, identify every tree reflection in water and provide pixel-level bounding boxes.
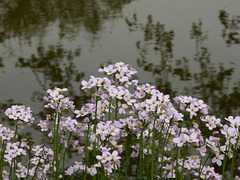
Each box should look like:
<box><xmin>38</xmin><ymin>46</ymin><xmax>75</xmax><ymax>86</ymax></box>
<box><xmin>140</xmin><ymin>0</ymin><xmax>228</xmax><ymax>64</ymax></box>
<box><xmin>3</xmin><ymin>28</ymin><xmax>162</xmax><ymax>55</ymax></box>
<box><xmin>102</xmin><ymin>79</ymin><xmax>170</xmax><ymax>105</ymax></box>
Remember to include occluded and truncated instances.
<box><xmin>15</xmin><ymin>45</ymin><xmax>88</xmax><ymax>118</ymax></box>
<box><xmin>219</xmin><ymin>9</ymin><xmax>240</xmax><ymax>46</ymax></box>
<box><xmin>0</xmin><ymin>0</ymin><xmax>135</xmax><ymax>118</ymax></box>
<box><xmin>0</xmin><ymin>0</ymin><xmax>135</xmax><ymax>43</ymax></box>
<box><xmin>126</xmin><ymin>14</ymin><xmax>175</xmax><ymax>96</ymax></box>
<box><xmin>126</xmin><ymin>14</ymin><xmax>239</xmax><ymax>118</ymax></box>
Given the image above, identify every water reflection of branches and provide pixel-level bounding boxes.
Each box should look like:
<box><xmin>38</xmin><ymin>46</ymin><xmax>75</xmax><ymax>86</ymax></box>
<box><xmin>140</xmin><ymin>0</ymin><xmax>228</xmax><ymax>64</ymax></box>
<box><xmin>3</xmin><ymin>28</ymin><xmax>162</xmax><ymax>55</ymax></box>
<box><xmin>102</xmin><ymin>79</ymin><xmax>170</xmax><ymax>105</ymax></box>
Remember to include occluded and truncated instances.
<box><xmin>126</xmin><ymin>14</ymin><xmax>238</xmax><ymax>118</ymax></box>
<box><xmin>15</xmin><ymin>45</ymin><xmax>88</xmax><ymax>113</ymax></box>
<box><xmin>126</xmin><ymin>14</ymin><xmax>174</xmax><ymax>95</ymax></box>
<box><xmin>187</xmin><ymin>20</ymin><xmax>235</xmax><ymax>117</ymax></box>
<box><xmin>219</xmin><ymin>10</ymin><xmax>240</xmax><ymax>45</ymax></box>
<box><xmin>0</xmin><ymin>0</ymin><xmax>134</xmax><ymax>42</ymax></box>
<box><xmin>190</xmin><ymin>20</ymin><xmax>208</xmax><ymax>51</ymax></box>
<box><xmin>0</xmin><ymin>57</ymin><xmax>3</xmax><ymax>68</ymax></box>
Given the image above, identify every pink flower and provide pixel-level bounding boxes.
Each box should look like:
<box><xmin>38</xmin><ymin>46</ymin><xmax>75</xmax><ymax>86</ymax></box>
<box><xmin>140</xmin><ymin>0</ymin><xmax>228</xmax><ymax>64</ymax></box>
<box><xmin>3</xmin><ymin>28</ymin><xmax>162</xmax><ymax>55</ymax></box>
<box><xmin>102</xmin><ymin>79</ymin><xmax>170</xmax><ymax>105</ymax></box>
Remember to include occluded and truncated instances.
<box><xmin>96</xmin><ymin>151</ymin><xmax>111</xmax><ymax>164</ymax></box>
<box><xmin>187</xmin><ymin>133</ymin><xmax>199</xmax><ymax>143</ymax></box>
<box><xmin>110</xmin><ymin>150</ymin><xmax>121</xmax><ymax>162</ymax></box>
<box><xmin>212</xmin><ymin>153</ymin><xmax>224</xmax><ymax>166</ymax></box>
<box><xmin>88</xmin><ymin>166</ymin><xmax>97</xmax><ymax>176</ymax></box>
<box><xmin>173</xmin><ymin>134</ymin><xmax>189</xmax><ymax>147</ymax></box>
<box><xmin>104</xmin><ymin>162</ymin><xmax>113</xmax><ymax>174</ymax></box>
<box><xmin>186</xmin><ymin>103</ymin><xmax>199</xmax><ymax>119</ymax></box>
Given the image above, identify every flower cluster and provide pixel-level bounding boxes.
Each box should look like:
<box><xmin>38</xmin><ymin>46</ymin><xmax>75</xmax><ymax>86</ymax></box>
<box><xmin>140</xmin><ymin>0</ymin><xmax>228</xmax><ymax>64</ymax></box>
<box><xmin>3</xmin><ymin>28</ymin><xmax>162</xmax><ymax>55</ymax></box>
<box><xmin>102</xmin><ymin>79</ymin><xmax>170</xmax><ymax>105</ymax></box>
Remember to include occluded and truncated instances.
<box><xmin>96</xmin><ymin>149</ymin><xmax>121</xmax><ymax>174</ymax></box>
<box><xmin>1</xmin><ymin>62</ymin><xmax>240</xmax><ymax>180</ymax></box>
<box><xmin>0</xmin><ymin>124</ymin><xmax>15</xmax><ymax>142</ymax></box>
<box><xmin>43</xmin><ymin>87</ymin><xmax>75</xmax><ymax>112</ymax></box>
<box><xmin>5</xmin><ymin>105</ymin><xmax>35</xmax><ymax>124</ymax></box>
<box><xmin>4</xmin><ymin>142</ymin><xmax>27</xmax><ymax>164</ymax></box>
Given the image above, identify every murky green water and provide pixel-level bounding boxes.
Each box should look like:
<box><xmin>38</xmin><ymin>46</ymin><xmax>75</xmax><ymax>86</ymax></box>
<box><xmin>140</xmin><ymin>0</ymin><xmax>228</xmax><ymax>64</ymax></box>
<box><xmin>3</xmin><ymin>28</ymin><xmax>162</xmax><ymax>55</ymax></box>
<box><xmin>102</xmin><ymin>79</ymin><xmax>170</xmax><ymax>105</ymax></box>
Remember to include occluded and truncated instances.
<box><xmin>0</xmin><ymin>0</ymin><xmax>240</xmax><ymax>152</ymax></box>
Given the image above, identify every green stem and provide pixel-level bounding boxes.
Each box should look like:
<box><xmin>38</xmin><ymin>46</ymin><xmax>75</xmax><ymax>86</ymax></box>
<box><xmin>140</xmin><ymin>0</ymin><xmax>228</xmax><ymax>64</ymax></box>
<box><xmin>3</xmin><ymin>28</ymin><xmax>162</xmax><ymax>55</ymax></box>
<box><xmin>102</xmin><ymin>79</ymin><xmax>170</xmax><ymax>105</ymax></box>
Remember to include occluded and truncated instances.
<box><xmin>146</xmin><ymin>132</ymin><xmax>150</xmax><ymax>179</ymax></box>
<box><xmin>10</xmin><ymin>161</ymin><xmax>12</xmax><ymax>180</ymax></box>
<box><xmin>93</xmin><ymin>93</ymin><xmax>99</xmax><ymax>180</ymax></box>
<box><xmin>84</xmin><ymin>122</ymin><xmax>90</xmax><ymax>180</ymax></box>
<box><xmin>180</xmin><ymin>143</ymin><xmax>188</xmax><ymax>180</ymax></box>
<box><xmin>93</xmin><ymin>90</ymin><xmax>99</xmax><ymax>133</ymax></box>
<box><xmin>156</xmin><ymin>122</ymin><xmax>165</xmax><ymax>179</ymax></box>
<box><xmin>140</xmin><ymin>131</ymin><xmax>143</xmax><ymax>180</ymax></box>
<box><xmin>230</xmin><ymin>136</ymin><xmax>239</xmax><ymax>180</ymax></box>
<box><xmin>13</xmin><ymin>157</ymin><xmax>17</xmax><ymax>180</ymax></box>
<box><xmin>32</xmin><ymin>159</ymin><xmax>41</xmax><ymax>180</ymax></box>
<box><xmin>160</xmin><ymin>122</ymin><xmax>172</xmax><ymax>179</ymax></box>
<box><xmin>114</xmin><ymin>99</ymin><xmax>119</xmax><ymax>120</ymax></box>
<box><xmin>198</xmin><ymin>151</ymin><xmax>211</xmax><ymax>179</ymax></box>
<box><xmin>175</xmin><ymin>121</ymin><xmax>183</xmax><ymax>179</ymax></box>
<box><xmin>125</xmin><ymin>132</ymin><xmax>131</xmax><ymax>180</ymax></box>
<box><xmin>26</xmin><ymin>145</ymin><xmax>32</xmax><ymax>180</ymax></box>
<box><xmin>62</xmin><ymin>134</ymin><xmax>72</xmax><ymax>176</ymax></box>
<box><xmin>221</xmin><ymin>145</ymin><xmax>230</xmax><ymax>180</ymax></box>
<box><xmin>120</xmin><ymin>146</ymin><xmax>135</xmax><ymax>172</ymax></box>
<box><xmin>13</xmin><ymin>123</ymin><xmax>18</xmax><ymax>143</ymax></box>
<box><xmin>109</xmin><ymin>97</ymin><xmax>112</xmax><ymax>121</ymax></box>
<box><xmin>12</xmin><ymin>122</ymin><xmax>19</xmax><ymax>180</ymax></box>
<box><xmin>55</xmin><ymin>113</ymin><xmax>61</xmax><ymax>180</ymax></box>
<box><xmin>151</xmin><ymin>114</ymin><xmax>157</xmax><ymax>180</ymax></box>
<box><xmin>52</xmin><ymin>113</ymin><xmax>57</xmax><ymax>177</ymax></box>
<box><xmin>0</xmin><ymin>142</ymin><xmax>6</xmax><ymax>180</ymax></box>
<box><xmin>114</xmin><ymin>164</ymin><xmax>117</xmax><ymax>180</ymax></box>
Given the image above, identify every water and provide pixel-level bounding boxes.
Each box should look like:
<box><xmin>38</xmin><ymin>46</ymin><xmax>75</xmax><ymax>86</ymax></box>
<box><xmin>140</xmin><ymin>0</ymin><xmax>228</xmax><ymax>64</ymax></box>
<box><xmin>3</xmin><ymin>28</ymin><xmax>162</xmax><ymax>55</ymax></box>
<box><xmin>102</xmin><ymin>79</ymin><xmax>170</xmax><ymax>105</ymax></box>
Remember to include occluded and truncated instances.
<box><xmin>0</xmin><ymin>0</ymin><xmax>240</xmax><ymax>168</ymax></box>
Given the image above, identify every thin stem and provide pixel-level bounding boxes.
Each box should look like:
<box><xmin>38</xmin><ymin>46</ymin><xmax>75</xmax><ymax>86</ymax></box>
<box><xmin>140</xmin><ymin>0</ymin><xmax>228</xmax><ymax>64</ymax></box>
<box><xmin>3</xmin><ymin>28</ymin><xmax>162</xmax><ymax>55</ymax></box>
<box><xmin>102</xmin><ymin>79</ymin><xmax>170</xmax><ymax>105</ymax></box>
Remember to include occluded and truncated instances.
<box><xmin>62</xmin><ymin>134</ymin><xmax>72</xmax><ymax>176</ymax></box>
<box><xmin>84</xmin><ymin>122</ymin><xmax>90</xmax><ymax>180</ymax></box>
<box><xmin>125</xmin><ymin>132</ymin><xmax>131</xmax><ymax>180</ymax></box>
<box><xmin>52</xmin><ymin>113</ymin><xmax>57</xmax><ymax>177</ymax></box>
<box><xmin>55</xmin><ymin>113</ymin><xmax>61</xmax><ymax>180</ymax></box>
<box><xmin>12</xmin><ymin>122</ymin><xmax>19</xmax><ymax>180</ymax></box>
<box><xmin>180</xmin><ymin>143</ymin><xmax>188</xmax><ymax>180</ymax></box>
<box><xmin>26</xmin><ymin>144</ymin><xmax>32</xmax><ymax>180</ymax></box>
<box><xmin>13</xmin><ymin>123</ymin><xmax>18</xmax><ymax>143</ymax></box>
<box><xmin>151</xmin><ymin>113</ymin><xmax>157</xmax><ymax>180</ymax></box>
<box><xmin>13</xmin><ymin>158</ymin><xmax>17</xmax><ymax>180</ymax></box>
<box><xmin>230</xmin><ymin>136</ymin><xmax>239</xmax><ymax>180</ymax></box>
<box><xmin>160</xmin><ymin>122</ymin><xmax>172</xmax><ymax>179</ymax></box>
<box><xmin>120</xmin><ymin>146</ymin><xmax>135</xmax><ymax>171</ymax></box>
<box><xmin>0</xmin><ymin>142</ymin><xmax>6</xmax><ymax>180</ymax></box>
<box><xmin>114</xmin><ymin>99</ymin><xmax>119</xmax><ymax>120</ymax></box>
<box><xmin>198</xmin><ymin>151</ymin><xmax>211</xmax><ymax>179</ymax></box>
<box><xmin>146</xmin><ymin>132</ymin><xmax>150</xmax><ymax>179</ymax></box>
<box><xmin>32</xmin><ymin>159</ymin><xmax>41</xmax><ymax>180</ymax></box>
<box><xmin>175</xmin><ymin>121</ymin><xmax>183</xmax><ymax>179</ymax></box>
<box><xmin>140</xmin><ymin>131</ymin><xmax>143</xmax><ymax>180</ymax></box>
<box><xmin>108</xmin><ymin>97</ymin><xmax>112</xmax><ymax>121</ymax></box>
<box><xmin>93</xmin><ymin>91</ymin><xmax>99</xmax><ymax>180</ymax></box>
<box><xmin>114</xmin><ymin>164</ymin><xmax>116</xmax><ymax>180</ymax></box>
<box><xmin>221</xmin><ymin>145</ymin><xmax>230</xmax><ymax>180</ymax></box>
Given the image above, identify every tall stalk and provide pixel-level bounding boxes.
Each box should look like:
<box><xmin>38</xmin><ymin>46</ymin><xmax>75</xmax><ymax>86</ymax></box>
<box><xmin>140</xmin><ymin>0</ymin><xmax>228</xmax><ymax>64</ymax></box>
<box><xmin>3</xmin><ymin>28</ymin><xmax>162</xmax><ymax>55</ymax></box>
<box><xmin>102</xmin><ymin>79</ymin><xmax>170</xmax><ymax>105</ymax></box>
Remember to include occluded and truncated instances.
<box><xmin>11</xmin><ymin>122</ymin><xmax>19</xmax><ymax>180</ymax></box>
<box><xmin>221</xmin><ymin>145</ymin><xmax>230</xmax><ymax>180</ymax></box>
<box><xmin>198</xmin><ymin>151</ymin><xmax>211</xmax><ymax>180</ymax></box>
<box><xmin>125</xmin><ymin>132</ymin><xmax>131</xmax><ymax>180</ymax></box>
<box><xmin>0</xmin><ymin>142</ymin><xmax>6</xmax><ymax>180</ymax></box>
<box><xmin>52</xmin><ymin>113</ymin><xmax>57</xmax><ymax>178</ymax></box>
<box><xmin>52</xmin><ymin>112</ymin><xmax>61</xmax><ymax>180</ymax></box>
<box><xmin>146</xmin><ymin>132</ymin><xmax>151</xmax><ymax>179</ymax></box>
<box><xmin>151</xmin><ymin>113</ymin><xmax>157</xmax><ymax>180</ymax></box>
<box><xmin>84</xmin><ymin>122</ymin><xmax>90</xmax><ymax>180</ymax></box>
<box><xmin>230</xmin><ymin>136</ymin><xmax>239</xmax><ymax>180</ymax></box>
<box><xmin>175</xmin><ymin>121</ymin><xmax>183</xmax><ymax>179</ymax></box>
<box><xmin>62</xmin><ymin>134</ymin><xmax>71</xmax><ymax>176</ymax></box>
<box><xmin>180</xmin><ymin>143</ymin><xmax>188</xmax><ymax>180</ymax></box>
<box><xmin>139</xmin><ymin>131</ymin><xmax>144</xmax><ymax>180</ymax></box>
<box><xmin>93</xmin><ymin>90</ymin><xmax>99</xmax><ymax>180</ymax></box>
